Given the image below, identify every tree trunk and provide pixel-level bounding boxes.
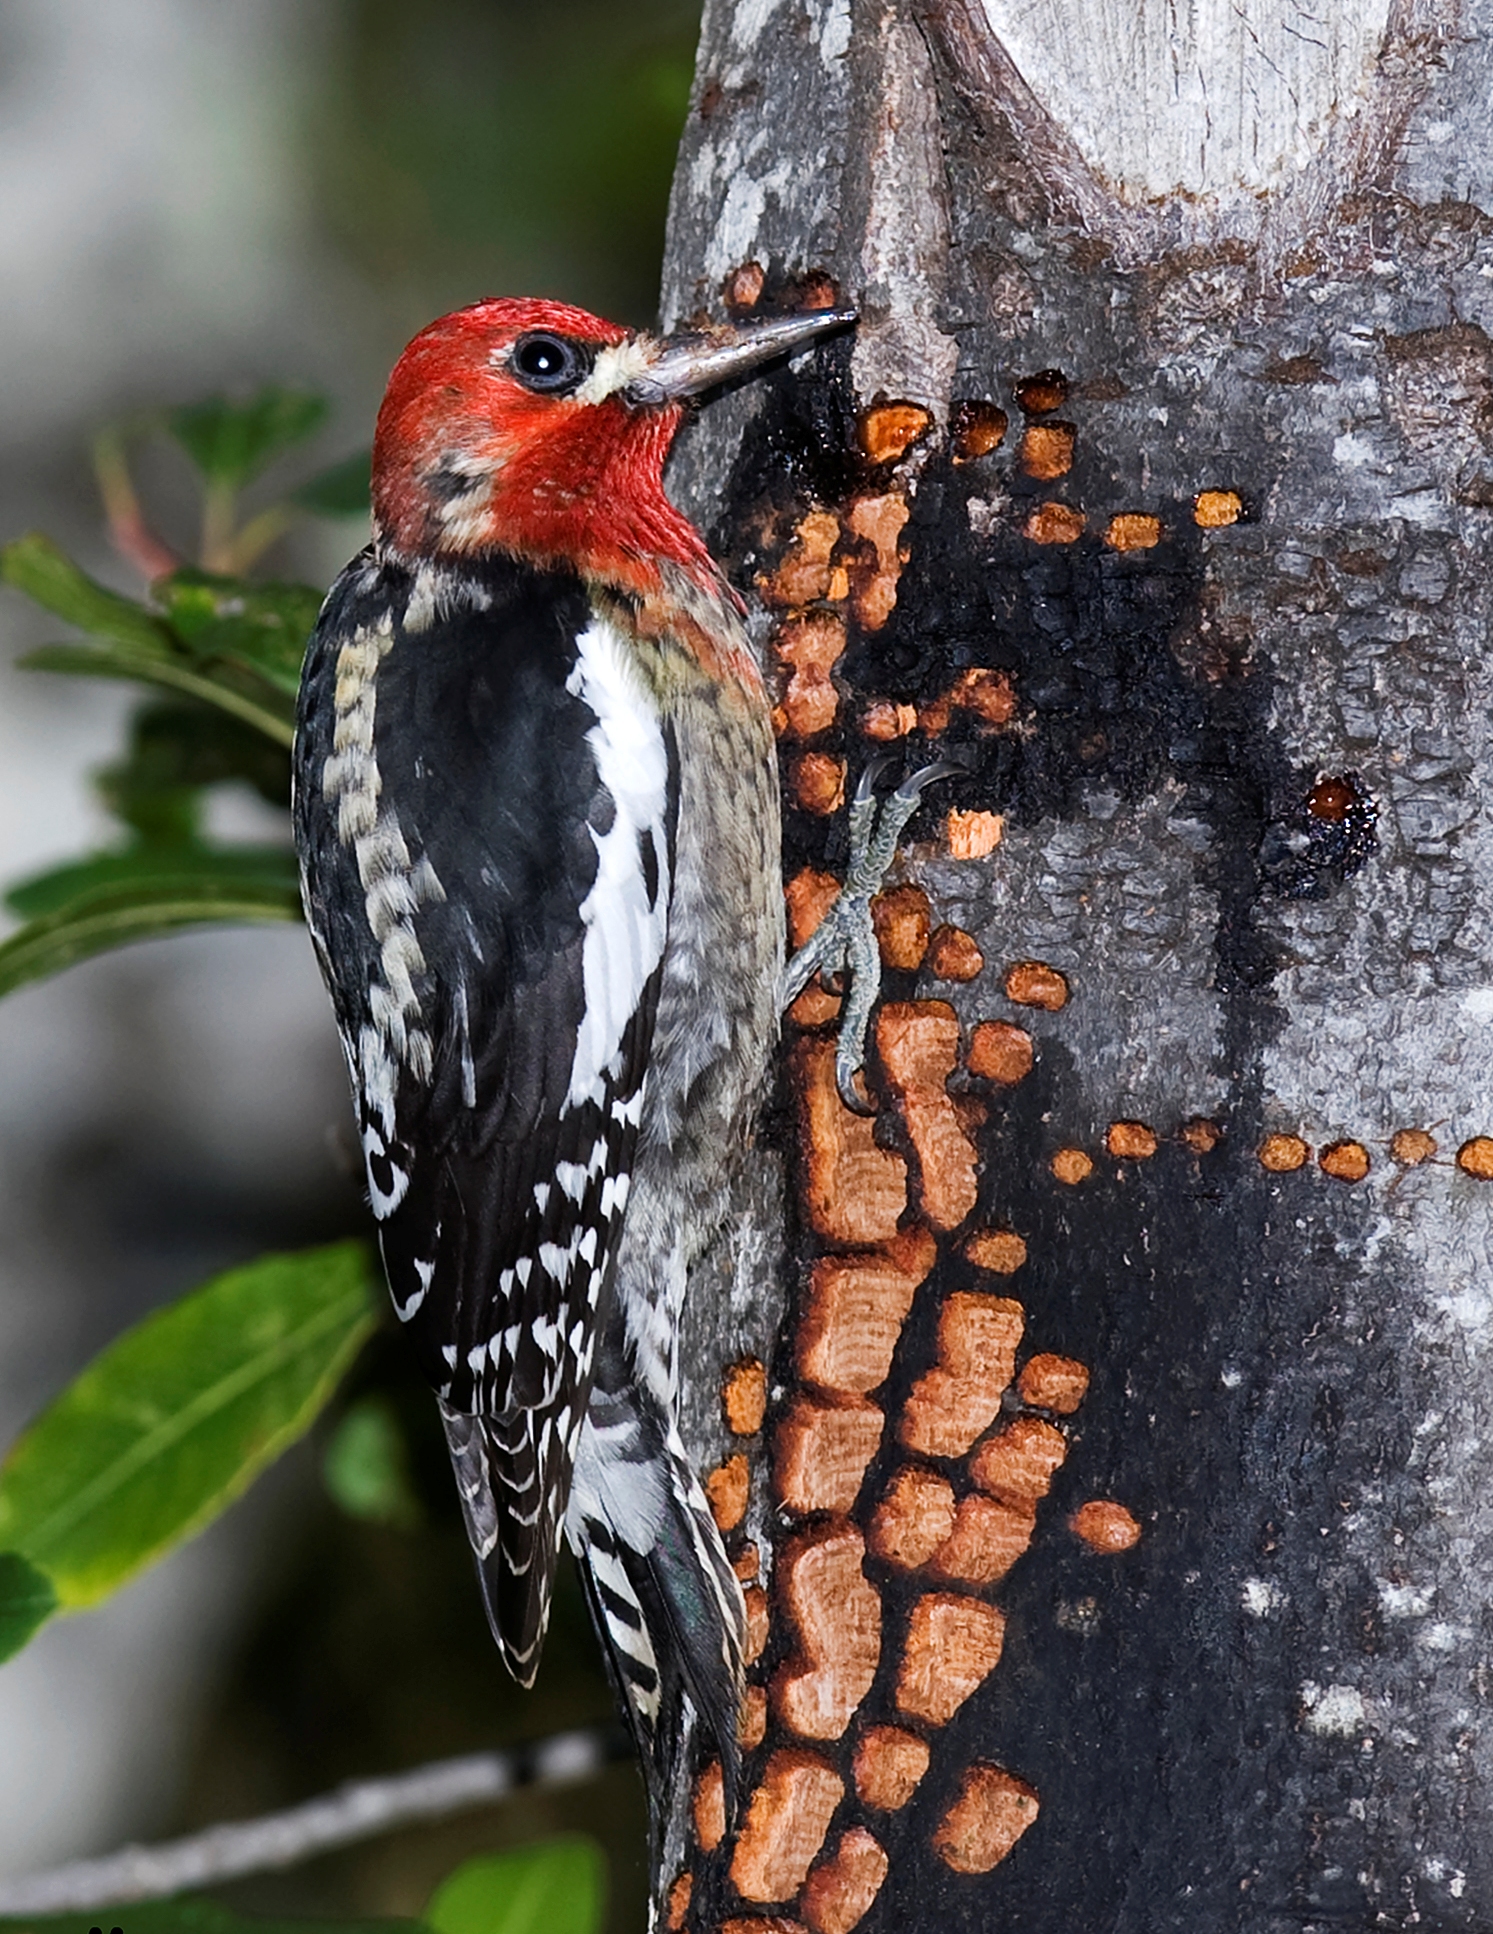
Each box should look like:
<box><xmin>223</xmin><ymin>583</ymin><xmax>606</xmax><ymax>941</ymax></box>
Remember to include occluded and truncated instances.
<box><xmin>660</xmin><ymin>2</ymin><xmax>1493</xmax><ymax>1927</ymax></box>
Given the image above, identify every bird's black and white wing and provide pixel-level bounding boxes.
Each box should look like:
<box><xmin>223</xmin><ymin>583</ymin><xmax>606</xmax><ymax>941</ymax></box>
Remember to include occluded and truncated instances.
<box><xmin>294</xmin><ymin>550</ymin><xmax>676</xmax><ymax>1682</ymax></box>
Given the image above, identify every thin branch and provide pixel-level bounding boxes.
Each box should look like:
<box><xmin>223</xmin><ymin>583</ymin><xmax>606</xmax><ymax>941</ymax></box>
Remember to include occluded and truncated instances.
<box><xmin>0</xmin><ymin>1726</ymin><xmax>630</xmax><ymax>1913</ymax></box>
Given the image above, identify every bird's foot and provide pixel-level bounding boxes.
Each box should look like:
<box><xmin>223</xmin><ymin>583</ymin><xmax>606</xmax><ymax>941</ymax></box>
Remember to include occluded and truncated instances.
<box><xmin>784</xmin><ymin>757</ymin><xmax>961</xmax><ymax>1113</ymax></box>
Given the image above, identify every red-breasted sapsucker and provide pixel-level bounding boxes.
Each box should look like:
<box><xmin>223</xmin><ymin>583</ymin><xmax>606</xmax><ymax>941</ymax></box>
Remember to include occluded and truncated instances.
<box><xmin>293</xmin><ymin>299</ymin><xmax>853</xmax><ymax>1825</ymax></box>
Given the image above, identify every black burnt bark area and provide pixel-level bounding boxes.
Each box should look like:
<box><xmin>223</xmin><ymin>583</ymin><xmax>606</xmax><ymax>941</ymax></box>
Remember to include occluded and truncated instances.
<box><xmin>839</xmin><ymin>1125</ymin><xmax>1432</xmax><ymax>1933</ymax></box>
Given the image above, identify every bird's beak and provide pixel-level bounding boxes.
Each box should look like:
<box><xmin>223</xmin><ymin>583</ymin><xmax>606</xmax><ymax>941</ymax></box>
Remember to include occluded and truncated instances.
<box><xmin>627</xmin><ymin>307</ymin><xmax>858</xmax><ymax>406</ymax></box>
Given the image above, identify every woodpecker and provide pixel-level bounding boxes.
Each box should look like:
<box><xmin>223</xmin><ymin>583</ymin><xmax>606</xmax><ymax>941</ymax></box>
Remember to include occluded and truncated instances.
<box><xmin>293</xmin><ymin>298</ymin><xmax>853</xmax><ymax>1825</ymax></box>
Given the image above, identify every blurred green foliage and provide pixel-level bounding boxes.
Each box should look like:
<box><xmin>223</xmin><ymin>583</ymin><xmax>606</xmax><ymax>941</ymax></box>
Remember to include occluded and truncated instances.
<box><xmin>316</xmin><ymin>0</ymin><xmax>701</xmax><ymax>325</ymax></box>
<box><xmin>0</xmin><ymin>1241</ymin><xmax>379</xmax><ymax>1615</ymax></box>
<box><xmin>426</xmin><ymin>1836</ymin><xmax>605</xmax><ymax>1934</ymax></box>
<box><xmin>0</xmin><ymin>3</ymin><xmax>703</xmax><ymax>1908</ymax></box>
<box><xmin>323</xmin><ymin>1396</ymin><xmax>424</xmax><ymax>1529</ymax></box>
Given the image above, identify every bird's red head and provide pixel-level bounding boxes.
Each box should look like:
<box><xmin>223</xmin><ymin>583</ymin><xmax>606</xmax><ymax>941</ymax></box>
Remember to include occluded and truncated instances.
<box><xmin>372</xmin><ymin>296</ymin><xmax>855</xmax><ymax>597</ymax></box>
<box><xmin>373</xmin><ymin>298</ymin><xmax>696</xmax><ymax>592</ymax></box>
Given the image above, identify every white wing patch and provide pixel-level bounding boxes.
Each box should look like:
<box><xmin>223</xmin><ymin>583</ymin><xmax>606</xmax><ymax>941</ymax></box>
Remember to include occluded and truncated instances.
<box><xmin>563</xmin><ymin>615</ymin><xmax>671</xmax><ymax>1112</ymax></box>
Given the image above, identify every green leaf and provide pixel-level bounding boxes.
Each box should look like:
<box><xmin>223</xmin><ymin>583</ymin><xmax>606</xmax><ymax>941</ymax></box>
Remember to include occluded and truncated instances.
<box><xmin>294</xmin><ymin>449</ymin><xmax>373</xmax><ymax>517</ymax></box>
<box><xmin>0</xmin><ymin>875</ymin><xmax>302</xmax><ymax>1000</ymax></box>
<box><xmin>17</xmin><ymin>643</ymin><xmax>295</xmax><ymax>748</ymax></box>
<box><xmin>93</xmin><ymin>700</ymin><xmax>293</xmax><ymax>838</ymax></box>
<box><xmin>0</xmin><ymin>1241</ymin><xmax>380</xmax><ymax>1611</ymax></box>
<box><xmin>5</xmin><ymin>846</ymin><xmax>300</xmax><ymax>921</ymax></box>
<box><xmin>156</xmin><ymin>570</ymin><xmax>322</xmax><ymax>698</ymax></box>
<box><xmin>0</xmin><ymin>1899</ymin><xmax>425</xmax><ymax>1934</ymax></box>
<box><xmin>322</xmin><ymin>1396</ymin><xmax>422</xmax><ymax>1528</ymax></box>
<box><xmin>0</xmin><ymin>1552</ymin><xmax>58</xmax><ymax>1662</ymax></box>
<box><xmin>0</xmin><ymin>534</ymin><xmax>172</xmax><ymax>653</ymax></box>
<box><xmin>426</xmin><ymin>1837</ymin><xmax>606</xmax><ymax>1934</ymax></box>
<box><xmin>167</xmin><ymin>388</ymin><xmax>330</xmax><ymax>492</ymax></box>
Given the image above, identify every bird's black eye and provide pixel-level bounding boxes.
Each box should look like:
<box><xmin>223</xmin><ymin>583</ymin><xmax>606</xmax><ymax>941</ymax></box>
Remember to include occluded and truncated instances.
<box><xmin>510</xmin><ymin>332</ymin><xmax>591</xmax><ymax>395</ymax></box>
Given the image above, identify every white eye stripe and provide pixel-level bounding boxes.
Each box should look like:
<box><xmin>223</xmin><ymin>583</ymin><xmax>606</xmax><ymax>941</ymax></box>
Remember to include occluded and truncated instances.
<box><xmin>572</xmin><ymin>338</ymin><xmax>654</xmax><ymax>406</ymax></box>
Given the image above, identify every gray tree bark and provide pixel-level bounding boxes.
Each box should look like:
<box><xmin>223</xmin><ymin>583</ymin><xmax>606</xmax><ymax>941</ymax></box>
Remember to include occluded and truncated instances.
<box><xmin>661</xmin><ymin>3</ymin><xmax>1493</xmax><ymax>1929</ymax></box>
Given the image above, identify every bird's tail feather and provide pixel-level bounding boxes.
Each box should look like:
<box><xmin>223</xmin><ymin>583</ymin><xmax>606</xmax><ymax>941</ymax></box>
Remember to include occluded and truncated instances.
<box><xmin>439</xmin><ymin>1399</ymin><xmax>567</xmax><ymax>1688</ymax></box>
<box><xmin>575</xmin><ymin>1434</ymin><xmax>746</xmax><ymax>1828</ymax></box>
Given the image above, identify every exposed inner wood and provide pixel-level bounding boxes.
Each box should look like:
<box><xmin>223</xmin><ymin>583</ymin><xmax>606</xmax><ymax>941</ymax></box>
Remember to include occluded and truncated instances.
<box><xmin>900</xmin><ymin>1292</ymin><xmax>1024</xmax><ymax>1458</ymax></box>
<box><xmin>789</xmin><ymin>981</ymin><xmax>842</xmax><ymax>1027</ymax></box>
<box><xmin>785</xmin><ymin>867</ymin><xmax>844</xmax><ymax>950</ymax></box>
<box><xmin>730</xmin><ymin>1750</ymin><xmax>846</xmax><ymax>1904</ymax></box>
<box><xmin>945</xmin><ymin>808</ymin><xmax>1004</xmax><ymax>857</ymax></box>
<box><xmin>1014</xmin><ymin>369</ymin><xmax>1069</xmax><ymax>414</ymax></box>
<box><xmin>1070</xmin><ymin>1499</ymin><xmax>1142</xmax><ymax>1551</ymax></box>
<box><xmin>930</xmin><ymin>1492</ymin><xmax>1037</xmax><ymax>1586</ymax></box>
<box><xmin>1019</xmin><ymin>421</ymin><xmax>1076</xmax><ymax>479</ymax></box>
<box><xmin>792</xmin><ymin>751</ymin><xmax>848</xmax><ymax>816</ymax></box>
<box><xmin>694</xmin><ymin>1760</ymin><xmax>726</xmax><ymax>1853</ymax></box>
<box><xmin>919</xmin><ymin>666</ymin><xmax>1016</xmax><ymax>734</ymax></box>
<box><xmin>1193</xmin><ymin>488</ymin><xmax>1243</xmax><ymax>527</ymax></box>
<box><xmin>844</xmin><ymin>493</ymin><xmax>910</xmax><ymax>630</ymax></box>
<box><xmin>963</xmin><ymin>1226</ymin><xmax>1028</xmax><ymax>1273</ymax></box>
<box><xmin>933</xmin><ymin>1763</ymin><xmax>1042</xmax><ymax>1873</ymax></box>
<box><xmin>800</xmin><ymin>1827</ymin><xmax>890</xmax><ymax>1934</ymax></box>
<box><xmin>895</xmin><ymin>1593</ymin><xmax>1007</xmax><ymax>1725</ymax></box>
<box><xmin>723</xmin><ymin>260</ymin><xmax>765</xmax><ymax>310</ymax></box>
<box><xmin>970</xmin><ymin>1415</ymin><xmax>1069</xmax><ymax>1508</ymax></box>
<box><xmin>772</xmin><ymin>610</ymin><xmax>848</xmax><ymax>739</ymax></box>
<box><xmin>1023</xmin><ymin>501</ymin><xmax>1085</xmax><ymax>543</ymax></box>
<box><xmin>871</xmin><ymin>884</ymin><xmax>932</xmax><ymax>970</ymax></box>
<box><xmin>1320</xmin><ymin>1139</ymin><xmax>1371</xmax><ymax>1182</ymax></box>
<box><xmin>775</xmin><ymin>1392</ymin><xmax>886</xmax><ymax>1514</ymax></box>
<box><xmin>764</xmin><ymin>510</ymin><xmax>842</xmax><ymax>610</ymax></box>
<box><xmin>773</xmin><ymin>1521</ymin><xmax>882</xmax><ymax>1740</ymax></box>
<box><xmin>1391</xmin><ymin>1127</ymin><xmax>1438</xmax><ymax>1165</ymax></box>
<box><xmin>1050</xmin><ymin>1146</ymin><xmax>1094</xmax><ymax>1185</ymax></box>
<box><xmin>1016</xmin><ymin>1352</ymin><xmax>1090</xmax><ymax>1414</ymax></box>
<box><xmin>861</xmin><ymin>698</ymin><xmax>918</xmax><ymax>740</ymax></box>
<box><xmin>876</xmin><ymin>1001</ymin><xmax>980</xmax><ymax>1230</ymax></box>
<box><xmin>739</xmin><ymin>1683</ymin><xmax>769</xmax><ymax>1751</ymax></box>
<box><xmin>859</xmin><ymin>402</ymin><xmax>932</xmax><ymax>465</ymax></box>
<box><xmin>1456</xmin><ymin>1136</ymin><xmax>1493</xmax><ymax>1179</ymax></box>
<box><xmin>927</xmin><ymin>924</ymin><xmax>985</xmax><ymax>980</ymax></box>
<box><xmin>707</xmin><ymin>1452</ymin><xmax>751</xmax><ymax>1532</ymax></box>
<box><xmin>1004</xmin><ymin>961</ymin><xmax>1070</xmax><ymax>1009</ymax></box>
<box><xmin>951</xmin><ymin>398</ymin><xmax>1008</xmax><ymax>458</ymax></box>
<box><xmin>793</xmin><ymin>1036</ymin><xmax>909</xmax><ymax>1243</ymax></box>
<box><xmin>853</xmin><ymin>1724</ymin><xmax>932</xmax><ymax>1811</ymax></box>
<box><xmin>1259</xmin><ymin>1133</ymin><xmax>1310</xmax><ymax>1173</ymax></box>
<box><xmin>744</xmin><ymin>1584</ymin><xmax>771</xmax><ymax>1665</ymax></box>
<box><xmin>724</xmin><ymin>1357</ymin><xmax>770</xmax><ymax>1435</ymax></box>
<box><xmin>798</xmin><ymin>1228</ymin><xmax>937</xmax><ymax>1394</ymax></box>
<box><xmin>869</xmin><ymin>1464</ymin><xmax>957</xmax><ymax>1569</ymax></box>
<box><xmin>967</xmin><ymin>1020</ymin><xmax>1035</xmax><ymax>1084</ymax></box>
<box><xmin>1104</xmin><ymin>512</ymin><xmax>1162</xmax><ymax>550</ymax></box>
<box><xmin>1105</xmin><ymin>1119</ymin><xmax>1158</xmax><ymax>1159</ymax></box>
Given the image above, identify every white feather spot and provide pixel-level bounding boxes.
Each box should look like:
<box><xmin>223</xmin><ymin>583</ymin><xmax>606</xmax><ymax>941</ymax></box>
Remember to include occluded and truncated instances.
<box><xmin>538</xmin><ymin>1240</ymin><xmax>575</xmax><ymax>1284</ymax></box>
<box><xmin>555</xmin><ymin>1160</ymin><xmax>590</xmax><ymax>1204</ymax></box>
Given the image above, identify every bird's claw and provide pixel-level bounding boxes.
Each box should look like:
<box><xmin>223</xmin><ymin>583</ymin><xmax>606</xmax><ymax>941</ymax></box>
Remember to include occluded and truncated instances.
<box><xmin>784</xmin><ymin>759</ymin><xmax>962</xmax><ymax>1114</ymax></box>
